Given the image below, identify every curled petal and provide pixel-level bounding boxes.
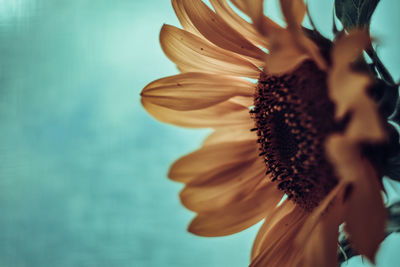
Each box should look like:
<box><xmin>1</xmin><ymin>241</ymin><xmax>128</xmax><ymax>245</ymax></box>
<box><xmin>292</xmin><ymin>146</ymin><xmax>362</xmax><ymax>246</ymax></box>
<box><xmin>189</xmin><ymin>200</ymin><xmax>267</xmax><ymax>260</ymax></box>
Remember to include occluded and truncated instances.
<box><xmin>325</xmin><ymin>135</ymin><xmax>386</xmax><ymax>262</ymax></box>
<box><xmin>160</xmin><ymin>24</ymin><xmax>260</xmax><ymax>78</ymax></box>
<box><xmin>329</xmin><ymin>30</ymin><xmax>385</xmax><ymax>142</ymax></box>
<box><xmin>329</xmin><ymin>70</ymin><xmax>383</xmax><ymax>142</ymax></box>
<box><xmin>330</xmin><ymin>30</ymin><xmax>371</xmax><ymax>103</ymax></box>
<box><xmin>141</xmin><ymin>72</ymin><xmax>254</xmax><ymax>111</ymax></box>
<box><xmin>332</xmin><ymin>30</ymin><xmax>371</xmax><ymax>69</ymax></box>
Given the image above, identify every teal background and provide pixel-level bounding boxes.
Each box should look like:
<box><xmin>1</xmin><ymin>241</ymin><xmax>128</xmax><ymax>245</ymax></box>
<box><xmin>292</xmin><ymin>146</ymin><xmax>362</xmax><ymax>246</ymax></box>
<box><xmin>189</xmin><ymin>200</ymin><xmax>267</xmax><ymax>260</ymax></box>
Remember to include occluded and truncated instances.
<box><xmin>0</xmin><ymin>0</ymin><xmax>399</xmax><ymax>266</ymax></box>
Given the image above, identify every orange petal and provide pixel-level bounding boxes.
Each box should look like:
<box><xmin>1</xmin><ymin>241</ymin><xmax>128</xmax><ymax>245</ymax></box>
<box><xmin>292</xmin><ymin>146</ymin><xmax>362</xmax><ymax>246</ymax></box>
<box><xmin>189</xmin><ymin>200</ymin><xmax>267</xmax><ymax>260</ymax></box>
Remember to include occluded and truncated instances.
<box><xmin>203</xmin><ymin>123</ymin><xmax>257</xmax><ymax>146</ymax></box>
<box><xmin>229</xmin><ymin>0</ymin><xmax>263</xmax><ymax>22</ymax></box>
<box><xmin>168</xmin><ymin>139</ymin><xmax>258</xmax><ymax>183</ymax></box>
<box><xmin>210</xmin><ymin>0</ymin><xmax>268</xmax><ymax>47</ymax></box>
<box><xmin>160</xmin><ymin>24</ymin><xmax>260</xmax><ymax>78</ymax></box>
<box><xmin>294</xmin><ymin>181</ymin><xmax>350</xmax><ymax>267</ymax></box>
<box><xmin>141</xmin><ymin>72</ymin><xmax>254</xmax><ymax>111</ymax></box>
<box><xmin>329</xmin><ymin>30</ymin><xmax>371</xmax><ymax>111</ymax></box>
<box><xmin>329</xmin><ymin>30</ymin><xmax>370</xmax><ymax>117</ymax></box>
<box><xmin>267</xmin><ymin>31</ymin><xmax>326</xmax><ymax>74</ymax></box>
<box><xmin>343</xmin><ymin>167</ymin><xmax>385</xmax><ymax>263</ymax></box>
<box><xmin>264</xmin><ymin>30</ymin><xmax>309</xmax><ymax>74</ymax></box>
<box><xmin>142</xmin><ymin>98</ymin><xmax>250</xmax><ymax>128</ymax></box>
<box><xmin>275</xmin><ymin>0</ymin><xmax>326</xmax><ymax>71</ymax></box>
<box><xmin>251</xmin><ymin>200</ymin><xmax>297</xmax><ymax>260</ymax></box>
<box><xmin>188</xmin><ymin>183</ymin><xmax>283</xmax><ymax>237</ymax></box>
<box><xmin>329</xmin><ymin>31</ymin><xmax>385</xmax><ymax>142</ymax></box>
<box><xmin>250</xmin><ymin>205</ymin><xmax>307</xmax><ymax>267</ymax></box>
<box><xmin>280</xmin><ymin>0</ymin><xmax>306</xmax><ymax>28</ymax></box>
<box><xmin>230</xmin><ymin>0</ymin><xmax>283</xmax><ymax>37</ymax></box>
<box><xmin>180</xmin><ymin>0</ymin><xmax>265</xmax><ymax>61</ymax></box>
<box><xmin>295</xmin><ymin>181</ymin><xmax>349</xmax><ymax>245</ymax></box>
<box><xmin>347</xmin><ymin>90</ymin><xmax>385</xmax><ymax>142</ymax></box>
<box><xmin>332</xmin><ymin>30</ymin><xmax>370</xmax><ymax>69</ymax></box>
<box><xmin>300</xmin><ymin>201</ymin><xmax>343</xmax><ymax>267</ymax></box>
<box><xmin>171</xmin><ymin>0</ymin><xmax>202</xmax><ymax>36</ymax></box>
<box><xmin>326</xmin><ymin>135</ymin><xmax>386</xmax><ymax>262</ymax></box>
<box><xmin>298</xmin><ymin>33</ymin><xmax>328</xmax><ymax>71</ymax></box>
<box><xmin>180</xmin><ymin>159</ymin><xmax>267</xmax><ymax>212</ymax></box>
<box><xmin>329</xmin><ymin>69</ymin><xmax>384</xmax><ymax>141</ymax></box>
<box><xmin>328</xmin><ymin>68</ymin><xmax>369</xmax><ymax>118</ymax></box>
<box><xmin>229</xmin><ymin>95</ymin><xmax>254</xmax><ymax>108</ymax></box>
<box><xmin>185</xmin><ymin>158</ymin><xmax>258</xmax><ymax>187</ymax></box>
<box><xmin>230</xmin><ymin>0</ymin><xmax>263</xmax><ymax>31</ymax></box>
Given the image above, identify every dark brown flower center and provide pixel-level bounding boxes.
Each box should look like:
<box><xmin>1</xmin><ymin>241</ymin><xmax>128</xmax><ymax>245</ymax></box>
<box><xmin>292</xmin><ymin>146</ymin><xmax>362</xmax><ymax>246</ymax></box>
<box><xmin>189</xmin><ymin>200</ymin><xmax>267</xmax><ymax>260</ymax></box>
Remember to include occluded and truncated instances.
<box><xmin>252</xmin><ymin>60</ymin><xmax>346</xmax><ymax>211</ymax></box>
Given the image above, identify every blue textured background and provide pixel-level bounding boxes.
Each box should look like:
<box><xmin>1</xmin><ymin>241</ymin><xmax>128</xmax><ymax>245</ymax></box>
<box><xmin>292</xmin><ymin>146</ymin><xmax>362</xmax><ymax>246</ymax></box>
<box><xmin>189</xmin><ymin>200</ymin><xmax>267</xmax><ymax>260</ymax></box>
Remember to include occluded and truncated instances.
<box><xmin>0</xmin><ymin>0</ymin><xmax>399</xmax><ymax>266</ymax></box>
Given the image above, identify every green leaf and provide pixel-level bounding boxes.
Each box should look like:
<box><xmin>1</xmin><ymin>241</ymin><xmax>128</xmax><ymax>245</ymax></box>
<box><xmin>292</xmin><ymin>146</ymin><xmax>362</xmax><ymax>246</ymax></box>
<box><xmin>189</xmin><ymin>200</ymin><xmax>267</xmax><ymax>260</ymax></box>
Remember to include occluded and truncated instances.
<box><xmin>335</xmin><ymin>0</ymin><xmax>380</xmax><ymax>30</ymax></box>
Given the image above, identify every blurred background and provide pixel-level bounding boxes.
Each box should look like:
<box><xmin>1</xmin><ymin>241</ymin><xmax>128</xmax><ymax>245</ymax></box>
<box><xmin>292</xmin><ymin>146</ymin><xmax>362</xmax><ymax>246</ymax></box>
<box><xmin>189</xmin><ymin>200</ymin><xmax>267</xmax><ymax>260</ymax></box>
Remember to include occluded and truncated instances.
<box><xmin>0</xmin><ymin>0</ymin><xmax>399</xmax><ymax>266</ymax></box>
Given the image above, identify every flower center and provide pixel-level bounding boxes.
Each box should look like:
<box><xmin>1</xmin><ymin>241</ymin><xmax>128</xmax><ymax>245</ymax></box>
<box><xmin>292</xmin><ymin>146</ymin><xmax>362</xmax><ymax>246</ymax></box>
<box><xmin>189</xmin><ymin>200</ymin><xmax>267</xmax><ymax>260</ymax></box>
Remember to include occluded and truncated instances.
<box><xmin>252</xmin><ymin>60</ymin><xmax>345</xmax><ymax>211</ymax></box>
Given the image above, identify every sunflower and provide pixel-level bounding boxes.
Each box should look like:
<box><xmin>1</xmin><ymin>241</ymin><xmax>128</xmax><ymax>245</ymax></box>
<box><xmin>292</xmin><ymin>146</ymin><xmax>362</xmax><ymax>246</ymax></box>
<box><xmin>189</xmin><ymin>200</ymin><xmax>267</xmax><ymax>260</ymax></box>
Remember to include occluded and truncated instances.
<box><xmin>141</xmin><ymin>0</ymin><xmax>388</xmax><ymax>266</ymax></box>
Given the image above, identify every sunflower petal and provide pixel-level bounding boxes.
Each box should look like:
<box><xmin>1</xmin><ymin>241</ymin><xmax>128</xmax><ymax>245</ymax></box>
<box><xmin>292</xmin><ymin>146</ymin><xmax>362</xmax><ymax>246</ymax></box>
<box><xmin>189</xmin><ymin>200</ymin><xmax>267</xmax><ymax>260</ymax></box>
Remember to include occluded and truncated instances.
<box><xmin>160</xmin><ymin>24</ymin><xmax>260</xmax><ymax>78</ymax></box>
<box><xmin>295</xmin><ymin>181</ymin><xmax>348</xmax><ymax>245</ymax></box>
<box><xmin>329</xmin><ymin>30</ymin><xmax>385</xmax><ymax>142</ymax></box>
<box><xmin>180</xmin><ymin>0</ymin><xmax>265</xmax><ymax>61</ymax></box>
<box><xmin>171</xmin><ymin>0</ymin><xmax>201</xmax><ymax>35</ymax></box>
<box><xmin>251</xmin><ymin>200</ymin><xmax>296</xmax><ymax>260</ymax></box>
<box><xmin>142</xmin><ymin>98</ymin><xmax>250</xmax><ymax>128</ymax></box>
<box><xmin>274</xmin><ymin>0</ymin><xmax>327</xmax><ymax>71</ymax></box>
<box><xmin>210</xmin><ymin>0</ymin><xmax>268</xmax><ymax>47</ymax></box>
<box><xmin>168</xmin><ymin>139</ymin><xmax>258</xmax><ymax>183</ymax></box>
<box><xmin>180</xmin><ymin>159</ymin><xmax>267</xmax><ymax>212</ymax></box>
<box><xmin>265</xmin><ymin>30</ymin><xmax>326</xmax><ymax>74</ymax></box>
<box><xmin>300</xmin><ymin>204</ymin><xmax>342</xmax><ymax>267</ymax></box>
<box><xmin>332</xmin><ymin>30</ymin><xmax>370</xmax><ymax>69</ymax></box>
<box><xmin>295</xmin><ymin>181</ymin><xmax>350</xmax><ymax>267</ymax></box>
<box><xmin>230</xmin><ymin>0</ymin><xmax>283</xmax><ymax>37</ymax></box>
<box><xmin>280</xmin><ymin>0</ymin><xmax>306</xmax><ymax>28</ymax></box>
<box><xmin>229</xmin><ymin>95</ymin><xmax>254</xmax><ymax>108</ymax></box>
<box><xmin>188</xmin><ymin>183</ymin><xmax>283</xmax><ymax>237</ymax></box>
<box><xmin>326</xmin><ymin>135</ymin><xmax>386</xmax><ymax>262</ymax></box>
<box><xmin>346</xmin><ymin>89</ymin><xmax>385</xmax><ymax>142</ymax></box>
<box><xmin>343</xmin><ymin>168</ymin><xmax>385</xmax><ymax>263</ymax></box>
<box><xmin>203</xmin><ymin>123</ymin><xmax>257</xmax><ymax>146</ymax></box>
<box><xmin>141</xmin><ymin>72</ymin><xmax>254</xmax><ymax>111</ymax></box>
<box><xmin>250</xmin><ymin>205</ymin><xmax>307</xmax><ymax>267</ymax></box>
<box><xmin>265</xmin><ymin>32</ymin><xmax>309</xmax><ymax>74</ymax></box>
<box><xmin>229</xmin><ymin>0</ymin><xmax>263</xmax><ymax>21</ymax></box>
<box><xmin>329</xmin><ymin>70</ymin><xmax>383</xmax><ymax>141</ymax></box>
